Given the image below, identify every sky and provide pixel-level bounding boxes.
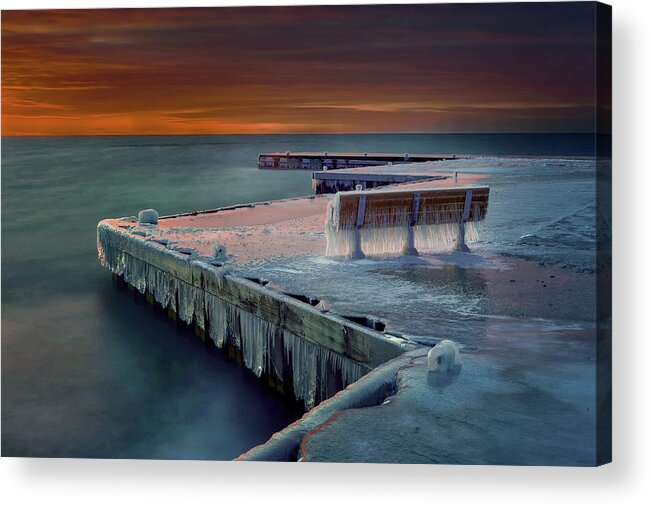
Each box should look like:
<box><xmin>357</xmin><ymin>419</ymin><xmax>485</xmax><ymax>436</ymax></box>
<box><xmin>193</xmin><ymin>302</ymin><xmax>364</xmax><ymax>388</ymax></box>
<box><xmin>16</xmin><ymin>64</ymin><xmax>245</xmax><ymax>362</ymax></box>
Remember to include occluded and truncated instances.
<box><xmin>1</xmin><ymin>3</ymin><xmax>602</xmax><ymax>136</ymax></box>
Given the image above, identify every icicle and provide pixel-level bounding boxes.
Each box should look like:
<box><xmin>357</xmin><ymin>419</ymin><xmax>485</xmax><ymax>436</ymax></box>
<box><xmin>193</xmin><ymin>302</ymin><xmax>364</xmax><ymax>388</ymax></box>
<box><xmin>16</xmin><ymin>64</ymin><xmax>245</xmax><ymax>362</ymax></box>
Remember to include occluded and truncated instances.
<box><xmin>150</xmin><ymin>268</ymin><xmax>178</xmax><ymax>311</ymax></box>
<box><xmin>324</xmin><ymin>196</ymin><xmax>481</xmax><ymax>257</ymax></box>
<box><xmin>98</xmin><ymin>222</ymin><xmax>371</xmax><ymax>409</ymax></box>
<box><xmin>205</xmin><ymin>293</ymin><xmax>228</xmax><ymax>348</ymax></box>
<box><xmin>240</xmin><ymin>311</ymin><xmax>271</xmax><ymax>376</ymax></box>
<box><xmin>284</xmin><ymin>331</ymin><xmax>318</xmax><ymax>408</ymax></box>
<box><xmin>281</xmin><ymin>331</ymin><xmax>368</xmax><ymax>409</ymax></box>
<box><xmin>176</xmin><ymin>282</ymin><xmax>192</xmax><ymax>324</ymax></box>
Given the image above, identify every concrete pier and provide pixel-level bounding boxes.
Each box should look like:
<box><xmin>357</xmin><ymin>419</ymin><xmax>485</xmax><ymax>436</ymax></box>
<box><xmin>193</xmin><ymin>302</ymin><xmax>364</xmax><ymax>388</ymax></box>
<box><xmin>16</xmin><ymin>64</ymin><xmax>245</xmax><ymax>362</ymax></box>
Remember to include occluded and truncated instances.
<box><xmin>97</xmin><ymin>158</ymin><xmax>601</xmax><ymax>465</ymax></box>
<box><xmin>312</xmin><ymin>171</ymin><xmax>447</xmax><ymax>194</ymax></box>
<box><xmin>97</xmin><ymin>214</ymin><xmax>408</xmax><ymax>409</ymax></box>
<box><xmin>258</xmin><ymin>151</ymin><xmax>467</xmax><ymax>170</ymax></box>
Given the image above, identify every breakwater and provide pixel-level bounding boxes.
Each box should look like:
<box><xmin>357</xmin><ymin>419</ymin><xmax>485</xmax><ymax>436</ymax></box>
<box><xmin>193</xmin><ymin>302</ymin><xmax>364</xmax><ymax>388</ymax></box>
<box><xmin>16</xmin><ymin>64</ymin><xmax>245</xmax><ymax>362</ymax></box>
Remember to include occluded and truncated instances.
<box><xmin>97</xmin><ymin>218</ymin><xmax>408</xmax><ymax>410</ymax></box>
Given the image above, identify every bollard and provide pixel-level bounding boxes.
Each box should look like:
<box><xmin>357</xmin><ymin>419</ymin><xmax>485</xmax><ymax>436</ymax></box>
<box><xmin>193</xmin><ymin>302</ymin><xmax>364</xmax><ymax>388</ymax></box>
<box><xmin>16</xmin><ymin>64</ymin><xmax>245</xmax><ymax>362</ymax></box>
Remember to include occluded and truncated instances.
<box><xmin>138</xmin><ymin>209</ymin><xmax>158</xmax><ymax>225</ymax></box>
<box><xmin>428</xmin><ymin>340</ymin><xmax>461</xmax><ymax>372</ymax></box>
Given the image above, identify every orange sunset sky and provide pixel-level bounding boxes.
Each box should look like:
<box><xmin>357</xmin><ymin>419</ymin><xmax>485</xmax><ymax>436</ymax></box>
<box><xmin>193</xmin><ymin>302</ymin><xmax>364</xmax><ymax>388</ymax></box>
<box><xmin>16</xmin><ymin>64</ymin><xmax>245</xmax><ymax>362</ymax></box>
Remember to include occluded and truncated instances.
<box><xmin>1</xmin><ymin>3</ymin><xmax>602</xmax><ymax>136</ymax></box>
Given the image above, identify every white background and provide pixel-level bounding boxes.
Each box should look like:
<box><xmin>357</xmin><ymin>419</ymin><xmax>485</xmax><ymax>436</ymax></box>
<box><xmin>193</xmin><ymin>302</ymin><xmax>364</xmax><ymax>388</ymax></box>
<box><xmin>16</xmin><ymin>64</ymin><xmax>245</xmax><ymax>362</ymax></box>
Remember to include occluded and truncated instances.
<box><xmin>0</xmin><ymin>0</ymin><xmax>649</xmax><ymax>504</ymax></box>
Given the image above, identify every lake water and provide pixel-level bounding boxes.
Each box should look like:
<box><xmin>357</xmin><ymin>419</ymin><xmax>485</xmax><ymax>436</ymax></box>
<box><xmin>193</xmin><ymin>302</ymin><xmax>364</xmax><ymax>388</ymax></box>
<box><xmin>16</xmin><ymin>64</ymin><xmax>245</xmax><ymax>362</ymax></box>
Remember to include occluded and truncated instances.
<box><xmin>1</xmin><ymin>133</ymin><xmax>600</xmax><ymax>459</ymax></box>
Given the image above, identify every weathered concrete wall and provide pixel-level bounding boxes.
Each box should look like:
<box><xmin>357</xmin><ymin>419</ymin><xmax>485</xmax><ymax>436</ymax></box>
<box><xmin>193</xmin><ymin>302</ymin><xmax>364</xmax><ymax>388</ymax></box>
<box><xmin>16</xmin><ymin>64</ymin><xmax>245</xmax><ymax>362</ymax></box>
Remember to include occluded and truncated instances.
<box><xmin>97</xmin><ymin>220</ymin><xmax>408</xmax><ymax>409</ymax></box>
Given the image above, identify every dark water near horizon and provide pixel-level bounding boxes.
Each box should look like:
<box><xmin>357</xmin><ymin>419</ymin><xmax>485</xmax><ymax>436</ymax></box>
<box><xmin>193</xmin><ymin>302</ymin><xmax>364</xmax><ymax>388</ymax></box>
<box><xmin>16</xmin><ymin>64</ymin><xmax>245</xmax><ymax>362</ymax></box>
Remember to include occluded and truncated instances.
<box><xmin>1</xmin><ymin>133</ymin><xmax>599</xmax><ymax>459</ymax></box>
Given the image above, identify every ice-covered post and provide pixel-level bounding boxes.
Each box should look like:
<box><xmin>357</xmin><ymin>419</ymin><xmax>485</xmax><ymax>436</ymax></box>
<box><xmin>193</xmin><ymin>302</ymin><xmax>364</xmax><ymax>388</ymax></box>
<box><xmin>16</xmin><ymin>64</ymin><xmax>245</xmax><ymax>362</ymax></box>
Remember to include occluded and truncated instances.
<box><xmin>211</xmin><ymin>243</ymin><xmax>227</xmax><ymax>262</ymax></box>
<box><xmin>428</xmin><ymin>340</ymin><xmax>461</xmax><ymax>372</ymax></box>
<box><xmin>350</xmin><ymin>194</ymin><xmax>366</xmax><ymax>260</ymax></box>
<box><xmin>454</xmin><ymin>189</ymin><xmax>473</xmax><ymax>252</ymax></box>
<box><xmin>402</xmin><ymin>192</ymin><xmax>420</xmax><ymax>256</ymax></box>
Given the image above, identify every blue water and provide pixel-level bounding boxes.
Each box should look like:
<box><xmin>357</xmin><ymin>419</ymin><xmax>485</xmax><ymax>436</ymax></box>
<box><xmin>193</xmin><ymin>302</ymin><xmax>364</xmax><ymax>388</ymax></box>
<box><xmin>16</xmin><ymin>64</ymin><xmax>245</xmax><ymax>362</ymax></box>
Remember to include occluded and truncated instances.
<box><xmin>1</xmin><ymin>133</ymin><xmax>599</xmax><ymax>459</ymax></box>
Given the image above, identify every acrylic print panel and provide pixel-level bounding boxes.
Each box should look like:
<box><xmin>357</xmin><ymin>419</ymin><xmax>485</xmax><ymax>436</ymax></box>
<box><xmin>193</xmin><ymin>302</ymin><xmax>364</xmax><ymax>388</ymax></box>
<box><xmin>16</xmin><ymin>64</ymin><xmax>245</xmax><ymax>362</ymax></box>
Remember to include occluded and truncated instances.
<box><xmin>1</xmin><ymin>2</ymin><xmax>611</xmax><ymax>465</ymax></box>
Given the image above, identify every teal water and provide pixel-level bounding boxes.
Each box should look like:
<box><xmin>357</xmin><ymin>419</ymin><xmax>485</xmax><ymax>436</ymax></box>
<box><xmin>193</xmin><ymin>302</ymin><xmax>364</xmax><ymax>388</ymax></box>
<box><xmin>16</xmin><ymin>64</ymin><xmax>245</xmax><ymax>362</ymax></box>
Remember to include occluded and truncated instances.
<box><xmin>1</xmin><ymin>133</ymin><xmax>598</xmax><ymax>459</ymax></box>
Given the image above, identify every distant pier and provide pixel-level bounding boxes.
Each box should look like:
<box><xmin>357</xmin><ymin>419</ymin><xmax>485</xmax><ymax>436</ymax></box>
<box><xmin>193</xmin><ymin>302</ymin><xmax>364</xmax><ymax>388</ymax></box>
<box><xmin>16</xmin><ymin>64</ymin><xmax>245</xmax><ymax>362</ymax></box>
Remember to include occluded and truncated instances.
<box><xmin>312</xmin><ymin>171</ymin><xmax>447</xmax><ymax>194</ymax></box>
<box><xmin>258</xmin><ymin>151</ymin><xmax>467</xmax><ymax>170</ymax></box>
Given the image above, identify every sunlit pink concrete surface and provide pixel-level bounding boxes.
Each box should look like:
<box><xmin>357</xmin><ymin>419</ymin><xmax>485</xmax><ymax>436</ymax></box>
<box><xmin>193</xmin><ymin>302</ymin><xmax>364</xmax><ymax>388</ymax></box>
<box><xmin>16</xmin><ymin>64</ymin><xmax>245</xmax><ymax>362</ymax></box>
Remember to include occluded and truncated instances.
<box><xmin>107</xmin><ymin>173</ymin><xmax>488</xmax><ymax>264</ymax></box>
<box><xmin>105</xmin><ymin>195</ymin><xmax>328</xmax><ymax>264</ymax></box>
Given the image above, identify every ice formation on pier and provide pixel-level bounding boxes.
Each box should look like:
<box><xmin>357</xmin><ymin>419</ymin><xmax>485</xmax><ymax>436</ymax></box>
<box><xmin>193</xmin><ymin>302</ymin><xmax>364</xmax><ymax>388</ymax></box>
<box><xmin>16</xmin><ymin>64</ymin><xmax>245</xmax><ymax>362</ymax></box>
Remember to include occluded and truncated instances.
<box><xmin>324</xmin><ymin>196</ymin><xmax>480</xmax><ymax>257</ymax></box>
<box><xmin>427</xmin><ymin>340</ymin><xmax>461</xmax><ymax>372</ymax></box>
<box><xmin>98</xmin><ymin>223</ymin><xmax>368</xmax><ymax>409</ymax></box>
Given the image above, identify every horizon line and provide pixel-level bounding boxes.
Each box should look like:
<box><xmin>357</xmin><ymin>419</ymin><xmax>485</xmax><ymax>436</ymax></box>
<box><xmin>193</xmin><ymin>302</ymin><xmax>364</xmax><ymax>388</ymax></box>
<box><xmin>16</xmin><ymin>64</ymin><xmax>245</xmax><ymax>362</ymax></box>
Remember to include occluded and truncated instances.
<box><xmin>1</xmin><ymin>131</ymin><xmax>604</xmax><ymax>138</ymax></box>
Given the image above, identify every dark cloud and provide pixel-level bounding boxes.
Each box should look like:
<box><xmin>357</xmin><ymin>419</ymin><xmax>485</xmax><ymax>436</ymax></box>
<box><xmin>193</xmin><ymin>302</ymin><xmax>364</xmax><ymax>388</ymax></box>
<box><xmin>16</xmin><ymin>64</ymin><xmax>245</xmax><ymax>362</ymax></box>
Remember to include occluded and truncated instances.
<box><xmin>2</xmin><ymin>3</ymin><xmax>599</xmax><ymax>135</ymax></box>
